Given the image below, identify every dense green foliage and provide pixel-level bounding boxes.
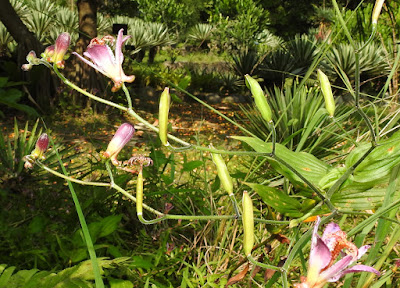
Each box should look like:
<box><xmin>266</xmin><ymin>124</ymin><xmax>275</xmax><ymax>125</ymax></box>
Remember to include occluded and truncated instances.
<box><xmin>2</xmin><ymin>0</ymin><xmax>400</xmax><ymax>287</ymax></box>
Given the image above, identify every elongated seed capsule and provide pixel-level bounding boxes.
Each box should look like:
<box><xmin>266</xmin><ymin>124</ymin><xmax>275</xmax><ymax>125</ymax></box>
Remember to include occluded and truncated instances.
<box><xmin>242</xmin><ymin>191</ymin><xmax>254</xmax><ymax>256</ymax></box>
<box><xmin>245</xmin><ymin>74</ymin><xmax>272</xmax><ymax>123</ymax></box>
<box><xmin>211</xmin><ymin>148</ymin><xmax>233</xmax><ymax>196</ymax></box>
<box><xmin>317</xmin><ymin>69</ymin><xmax>335</xmax><ymax>117</ymax></box>
<box><xmin>136</xmin><ymin>171</ymin><xmax>143</xmax><ymax>215</ymax></box>
<box><xmin>159</xmin><ymin>87</ymin><xmax>171</xmax><ymax>146</ymax></box>
<box><xmin>372</xmin><ymin>0</ymin><xmax>385</xmax><ymax>26</ymax></box>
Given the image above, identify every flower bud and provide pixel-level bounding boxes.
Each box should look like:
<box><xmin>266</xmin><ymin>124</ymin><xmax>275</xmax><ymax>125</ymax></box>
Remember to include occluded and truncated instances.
<box><xmin>158</xmin><ymin>87</ymin><xmax>171</xmax><ymax>146</ymax></box>
<box><xmin>41</xmin><ymin>45</ymin><xmax>55</xmax><ymax>62</ymax></box>
<box><xmin>245</xmin><ymin>74</ymin><xmax>272</xmax><ymax>123</ymax></box>
<box><xmin>372</xmin><ymin>0</ymin><xmax>385</xmax><ymax>26</ymax></box>
<box><xmin>242</xmin><ymin>191</ymin><xmax>254</xmax><ymax>256</ymax></box>
<box><xmin>103</xmin><ymin>123</ymin><xmax>135</xmax><ymax>165</ymax></box>
<box><xmin>317</xmin><ymin>69</ymin><xmax>335</xmax><ymax>117</ymax></box>
<box><xmin>52</xmin><ymin>32</ymin><xmax>71</xmax><ymax>69</ymax></box>
<box><xmin>31</xmin><ymin>133</ymin><xmax>49</xmax><ymax>160</ymax></box>
<box><xmin>136</xmin><ymin>170</ymin><xmax>144</xmax><ymax>215</ymax></box>
<box><xmin>22</xmin><ymin>51</ymin><xmax>40</xmax><ymax>71</ymax></box>
<box><xmin>210</xmin><ymin>147</ymin><xmax>233</xmax><ymax>196</ymax></box>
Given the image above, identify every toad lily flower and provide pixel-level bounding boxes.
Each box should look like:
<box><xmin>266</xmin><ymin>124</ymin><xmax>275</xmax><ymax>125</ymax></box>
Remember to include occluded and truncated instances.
<box><xmin>73</xmin><ymin>29</ymin><xmax>135</xmax><ymax>92</ymax></box>
<box><xmin>23</xmin><ymin>133</ymin><xmax>50</xmax><ymax>169</ymax></box>
<box><xmin>42</xmin><ymin>32</ymin><xmax>71</xmax><ymax>69</ymax></box>
<box><xmin>103</xmin><ymin>123</ymin><xmax>135</xmax><ymax>165</ymax></box>
<box><xmin>294</xmin><ymin>217</ymin><xmax>380</xmax><ymax>288</ymax></box>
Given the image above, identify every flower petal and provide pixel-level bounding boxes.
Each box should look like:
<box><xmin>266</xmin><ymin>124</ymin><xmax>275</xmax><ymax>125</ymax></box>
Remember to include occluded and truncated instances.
<box><xmin>307</xmin><ymin>236</ymin><xmax>332</xmax><ymax>282</ymax></box>
<box><xmin>115</xmin><ymin>29</ymin><xmax>125</xmax><ymax>65</ymax></box>
<box><xmin>328</xmin><ymin>264</ymin><xmax>380</xmax><ymax>282</ymax></box>
<box><xmin>357</xmin><ymin>245</ymin><xmax>371</xmax><ymax>259</ymax></box>
<box><xmin>85</xmin><ymin>44</ymin><xmax>116</xmax><ymax>76</ymax></box>
<box><xmin>73</xmin><ymin>52</ymin><xmax>106</xmax><ymax>75</ymax></box>
<box><xmin>321</xmin><ymin>255</ymin><xmax>353</xmax><ymax>282</ymax></box>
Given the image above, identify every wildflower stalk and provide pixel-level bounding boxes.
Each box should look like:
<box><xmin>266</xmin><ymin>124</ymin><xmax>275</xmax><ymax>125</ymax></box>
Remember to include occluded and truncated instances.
<box><xmin>122</xmin><ymin>83</ymin><xmax>132</xmax><ymax>111</ymax></box>
<box><xmin>43</xmin><ymin>136</ymin><xmax>104</xmax><ymax>288</ymax></box>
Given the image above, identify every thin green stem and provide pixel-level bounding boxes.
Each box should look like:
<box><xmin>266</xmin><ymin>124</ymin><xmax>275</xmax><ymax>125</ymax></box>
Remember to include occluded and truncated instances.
<box><xmin>247</xmin><ymin>254</ymin><xmax>280</xmax><ymax>271</ymax></box>
<box><xmin>45</xmin><ymin>136</ymin><xmax>104</xmax><ymax>288</ymax></box>
<box><xmin>326</xmin><ymin>145</ymin><xmax>375</xmax><ymax>199</ymax></box>
<box><xmin>37</xmin><ymin>161</ymin><xmax>110</xmax><ymax>187</ymax></box>
<box><xmin>121</xmin><ymin>83</ymin><xmax>132</xmax><ymax>110</ymax></box>
<box><xmin>269</xmin><ymin>121</ymin><xmax>276</xmax><ymax>155</ymax></box>
<box><xmin>332</xmin><ymin>0</ymin><xmax>356</xmax><ymax>48</ymax></box>
<box><xmin>52</xmin><ymin>64</ymin><xmax>128</xmax><ymax>112</ymax></box>
<box><xmin>271</xmin><ymin>154</ymin><xmax>335</xmax><ymax>211</ymax></box>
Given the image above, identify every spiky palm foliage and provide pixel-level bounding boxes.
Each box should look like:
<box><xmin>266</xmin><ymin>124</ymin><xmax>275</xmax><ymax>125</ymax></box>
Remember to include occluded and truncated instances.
<box><xmin>23</xmin><ymin>0</ymin><xmax>57</xmax><ymax>44</ymax></box>
<box><xmin>0</xmin><ymin>24</ymin><xmax>16</xmax><ymax>57</ymax></box>
<box><xmin>254</xmin><ymin>29</ymin><xmax>283</xmax><ymax>53</ymax></box>
<box><xmin>239</xmin><ymin>82</ymin><xmax>355</xmax><ymax>158</ymax></box>
<box><xmin>260</xmin><ymin>35</ymin><xmax>318</xmax><ymax>86</ymax></box>
<box><xmin>187</xmin><ymin>23</ymin><xmax>213</xmax><ymax>47</ymax></box>
<box><xmin>286</xmin><ymin>35</ymin><xmax>318</xmax><ymax>75</ymax></box>
<box><xmin>231</xmin><ymin>49</ymin><xmax>261</xmax><ymax>76</ymax></box>
<box><xmin>56</xmin><ymin>7</ymin><xmax>78</xmax><ymax>35</ymax></box>
<box><xmin>97</xmin><ymin>13</ymin><xmax>112</xmax><ymax>36</ymax></box>
<box><xmin>9</xmin><ymin>0</ymin><xmax>30</xmax><ymax>21</ymax></box>
<box><xmin>325</xmin><ymin>42</ymin><xmax>390</xmax><ymax>88</ymax></box>
<box><xmin>146</xmin><ymin>22</ymin><xmax>173</xmax><ymax>47</ymax></box>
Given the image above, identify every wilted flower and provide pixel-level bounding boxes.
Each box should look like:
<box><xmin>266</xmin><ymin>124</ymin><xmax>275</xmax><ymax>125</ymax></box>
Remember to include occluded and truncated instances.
<box><xmin>73</xmin><ymin>29</ymin><xmax>135</xmax><ymax>92</ymax></box>
<box><xmin>294</xmin><ymin>217</ymin><xmax>380</xmax><ymax>288</ymax></box>
<box><xmin>103</xmin><ymin>123</ymin><xmax>135</xmax><ymax>165</ymax></box>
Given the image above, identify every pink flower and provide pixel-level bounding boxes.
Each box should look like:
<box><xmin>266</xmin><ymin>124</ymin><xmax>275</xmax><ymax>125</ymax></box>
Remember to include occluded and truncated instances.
<box><xmin>103</xmin><ymin>123</ymin><xmax>135</xmax><ymax>165</ymax></box>
<box><xmin>73</xmin><ymin>29</ymin><xmax>135</xmax><ymax>92</ymax></box>
<box><xmin>41</xmin><ymin>33</ymin><xmax>71</xmax><ymax>69</ymax></box>
<box><xmin>294</xmin><ymin>217</ymin><xmax>380</xmax><ymax>288</ymax></box>
<box><xmin>52</xmin><ymin>32</ymin><xmax>71</xmax><ymax>68</ymax></box>
<box><xmin>24</xmin><ymin>133</ymin><xmax>50</xmax><ymax>169</ymax></box>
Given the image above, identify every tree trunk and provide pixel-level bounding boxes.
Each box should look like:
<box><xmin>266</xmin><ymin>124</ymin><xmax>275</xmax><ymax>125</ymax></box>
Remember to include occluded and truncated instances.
<box><xmin>72</xmin><ymin>0</ymin><xmax>104</xmax><ymax>108</ymax></box>
<box><xmin>0</xmin><ymin>0</ymin><xmax>53</xmax><ymax>110</ymax></box>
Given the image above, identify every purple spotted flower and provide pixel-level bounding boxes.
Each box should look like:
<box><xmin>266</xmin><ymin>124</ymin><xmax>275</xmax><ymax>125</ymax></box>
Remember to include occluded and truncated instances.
<box><xmin>103</xmin><ymin>123</ymin><xmax>135</xmax><ymax>165</ymax></box>
<box><xmin>73</xmin><ymin>29</ymin><xmax>135</xmax><ymax>92</ymax></box>
<box><xmin>294</xmin><ymin>217</ymin><xmax>380</xmax><ymax>288</ymax></box>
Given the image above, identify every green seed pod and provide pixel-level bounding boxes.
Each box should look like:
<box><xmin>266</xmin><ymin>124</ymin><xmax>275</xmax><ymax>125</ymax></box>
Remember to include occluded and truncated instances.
<box><xmin>159</xmin><ymin>87</ymin><xmax>171</xmax><ymax>146</ymax></box>
<box><xmin>245</xmin><ymin>74</ymin><xmax>272</xmax><ymax>123</ymax></box>
<box><xmin>136</xmin><ymin>171</ymin><xmax>143</xmax><ymax>215</ymax></box>
<box><xmin>372</xmin><ymin>0</ymin><xmax>385</xmax><ymax>26</ymax></box>
<box><xmin>242</xmin><ymin>191</ymin><xmax>254</xmax><ymax>257</ymax></box>
<box><xmin>317</xmin><ymin>69</ymin><xmax>335</xmax><ymax>117</ymax></box>
<box><xmin>211</xmin><ymin>148</ymin><xmax>233</xmax><ymax>196</ymax></box>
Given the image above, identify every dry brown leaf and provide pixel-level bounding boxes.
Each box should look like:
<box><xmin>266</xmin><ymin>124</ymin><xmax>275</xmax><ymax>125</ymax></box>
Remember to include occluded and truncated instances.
<box><xmin>226</xmin><ymin>264</ymin><xmax>249</xmax><ymax>287</ymax></box>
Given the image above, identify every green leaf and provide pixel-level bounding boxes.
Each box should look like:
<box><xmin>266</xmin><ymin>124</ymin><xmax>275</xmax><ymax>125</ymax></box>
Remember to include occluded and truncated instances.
<box><xmin>109</xmin><ymin>279</ymin><xmax>133</xmax><ymax>288</ymax></box>
<box><xmin>0</xmin><ymin>77</ymin><xmax>8</xmax><ymax>88</ymax></box>
<box><xmin>245</xmin><ymin>182</ymin><xmax>303</xmax><ymax>217</ymax></box>
<box><xmin>232</xmin><ymin>136</ymin><xmax>330</xmax><ymax>189</ymax></box>
<box><xmin>0</xmin><ymin>266</ymin><xmax>16</xmax><ymax>288</ymax></box>
<box><xmin>182</xmin><ymin>160</ymin><xmax>204</xmax><ymax>172</ymax></box>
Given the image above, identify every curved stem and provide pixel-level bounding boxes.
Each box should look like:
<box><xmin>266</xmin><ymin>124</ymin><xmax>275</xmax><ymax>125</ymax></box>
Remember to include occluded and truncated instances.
<box><xmin>52</xmin><ymin>64</ymin><xmax>128</xmax><ymax>112</ymax></box>
<box><xmin>247</xmin><ymin>254</ymin><xmax>280</xmax><ymax>271</ymax></box>
<box><xmin>271</xmin><ymin>154</ymin><xmax>335</xmax><ymax>211</ymax></box>
<box><xmin>121</xmin><ymin>83</ymin><xmax>132</xmax><ymax>110</ymax></box>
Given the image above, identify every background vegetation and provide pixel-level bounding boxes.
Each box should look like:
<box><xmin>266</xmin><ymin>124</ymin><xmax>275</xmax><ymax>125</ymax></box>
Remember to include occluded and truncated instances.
<box><xmin>1</xmin><ymin>0</ymin><xmax>400</xmax><ymax>287</ymax></box>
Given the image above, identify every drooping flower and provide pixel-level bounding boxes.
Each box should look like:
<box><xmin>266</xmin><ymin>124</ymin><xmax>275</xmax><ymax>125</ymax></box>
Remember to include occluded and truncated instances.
<box><xmin>103</xmin><ymin>123</ymin><xmax>135</xmax><ymax>165</ymax></box>
<box><xmin>73</xmin><ymin>29</ymin><xmax>135</xmax><ymax>92</ymax></box>
<box><xmin>294</xmin><ymin>217</ymin><xmax>380</xmax><ymax>288</ymax></box>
